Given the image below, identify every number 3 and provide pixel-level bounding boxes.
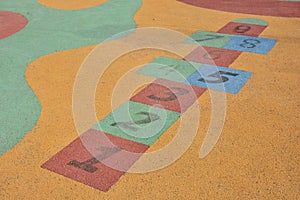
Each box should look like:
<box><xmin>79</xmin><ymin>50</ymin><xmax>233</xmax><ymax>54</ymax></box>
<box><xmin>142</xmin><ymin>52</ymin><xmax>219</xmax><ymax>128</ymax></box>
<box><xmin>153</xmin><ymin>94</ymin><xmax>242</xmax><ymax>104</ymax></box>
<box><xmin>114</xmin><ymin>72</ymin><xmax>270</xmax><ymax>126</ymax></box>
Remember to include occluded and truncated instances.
<box><xmin>147</xmin><ymin>87</ymin><xmax>189</xmax><ymax>101</ymax></box>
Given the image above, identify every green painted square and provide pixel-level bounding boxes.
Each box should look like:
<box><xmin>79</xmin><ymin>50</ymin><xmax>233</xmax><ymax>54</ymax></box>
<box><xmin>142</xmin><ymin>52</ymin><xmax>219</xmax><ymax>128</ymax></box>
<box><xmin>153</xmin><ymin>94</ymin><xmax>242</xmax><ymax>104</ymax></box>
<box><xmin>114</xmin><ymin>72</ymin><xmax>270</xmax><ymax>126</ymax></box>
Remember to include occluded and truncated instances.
<box><xmin>93</xmin><ymin>101</ymin><xmax>181</xmax><ymax>146</ymax></box>
<box><xmin>186</xmin><ymin>31</ymin><xmax>234</xmax><ymax>48</ymax></box>
<box><xmin>233</xmin><ymin>18</ymin><xmax>268</xmax><ymax>26</ymax></box>
<box><xmin>137</xmin><ymin>56</ymin><xmax>202</xmax><ymax>83</ymax></box>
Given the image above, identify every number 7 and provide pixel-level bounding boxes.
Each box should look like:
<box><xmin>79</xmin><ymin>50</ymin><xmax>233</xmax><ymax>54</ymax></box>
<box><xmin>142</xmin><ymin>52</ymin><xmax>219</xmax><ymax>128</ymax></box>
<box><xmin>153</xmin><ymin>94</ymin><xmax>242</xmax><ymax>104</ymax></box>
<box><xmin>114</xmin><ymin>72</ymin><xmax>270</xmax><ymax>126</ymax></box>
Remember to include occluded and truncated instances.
<box><xmin>196</xmin><ymin>34</ymin><xmax>224</xmax><ymax>42</ymax></box>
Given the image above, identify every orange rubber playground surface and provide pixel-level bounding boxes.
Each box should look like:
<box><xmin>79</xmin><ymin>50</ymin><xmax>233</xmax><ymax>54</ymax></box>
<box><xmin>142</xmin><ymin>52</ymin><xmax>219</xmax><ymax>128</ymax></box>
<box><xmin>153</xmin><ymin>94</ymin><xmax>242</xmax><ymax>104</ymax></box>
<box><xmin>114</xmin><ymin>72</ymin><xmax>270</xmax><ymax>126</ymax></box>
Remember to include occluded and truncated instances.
<box><xmin>0</xmin><ymin>0</ymin><xmax>299</xmax><ymax>199</ymax></box>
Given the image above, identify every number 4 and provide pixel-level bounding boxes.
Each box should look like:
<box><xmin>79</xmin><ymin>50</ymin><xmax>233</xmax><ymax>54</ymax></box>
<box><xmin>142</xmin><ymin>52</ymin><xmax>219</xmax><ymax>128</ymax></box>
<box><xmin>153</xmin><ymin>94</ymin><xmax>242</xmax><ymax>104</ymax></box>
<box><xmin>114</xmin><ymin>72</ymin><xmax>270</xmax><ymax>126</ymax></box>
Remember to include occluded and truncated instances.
<box><xmin>198</xmin><ymin>71</ymin><xmax>239</xmax><ymax>84</ymax></box>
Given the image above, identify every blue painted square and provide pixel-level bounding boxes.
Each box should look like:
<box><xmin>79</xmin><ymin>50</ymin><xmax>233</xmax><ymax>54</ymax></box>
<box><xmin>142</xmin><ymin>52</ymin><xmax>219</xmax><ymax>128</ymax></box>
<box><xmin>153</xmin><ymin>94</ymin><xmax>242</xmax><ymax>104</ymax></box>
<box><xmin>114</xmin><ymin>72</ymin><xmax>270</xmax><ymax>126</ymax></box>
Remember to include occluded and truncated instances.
<box><xmin>223</xmin><ymin>35</ymin><xmax>277</xmax><ymax>54</ymax></box>
<box><xmin>185</xmin><ymin>65</ymin><xmax>253</xmax><ymax>94</ymax></box>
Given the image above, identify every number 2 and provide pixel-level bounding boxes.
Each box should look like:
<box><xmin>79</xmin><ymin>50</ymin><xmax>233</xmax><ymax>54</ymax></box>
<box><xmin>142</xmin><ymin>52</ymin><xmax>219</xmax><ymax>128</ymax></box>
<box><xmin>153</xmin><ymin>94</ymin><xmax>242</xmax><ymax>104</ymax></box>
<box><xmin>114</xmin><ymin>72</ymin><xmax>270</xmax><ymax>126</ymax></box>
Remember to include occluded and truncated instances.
<box><xmin>110</xmin><ymin>111</ymin><xmax>160</xmax><ymax>132</ymax></box>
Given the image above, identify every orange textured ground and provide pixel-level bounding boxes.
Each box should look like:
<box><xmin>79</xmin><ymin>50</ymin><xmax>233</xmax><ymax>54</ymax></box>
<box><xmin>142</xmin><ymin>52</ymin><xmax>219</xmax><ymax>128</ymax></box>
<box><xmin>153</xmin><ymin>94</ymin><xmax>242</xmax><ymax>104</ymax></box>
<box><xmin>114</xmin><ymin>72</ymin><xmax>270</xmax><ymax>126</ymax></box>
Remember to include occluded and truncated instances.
<box><xmin>0</xmin><ymin>0</ymin><xmax>299</xmax><ymax>199</ymax></box>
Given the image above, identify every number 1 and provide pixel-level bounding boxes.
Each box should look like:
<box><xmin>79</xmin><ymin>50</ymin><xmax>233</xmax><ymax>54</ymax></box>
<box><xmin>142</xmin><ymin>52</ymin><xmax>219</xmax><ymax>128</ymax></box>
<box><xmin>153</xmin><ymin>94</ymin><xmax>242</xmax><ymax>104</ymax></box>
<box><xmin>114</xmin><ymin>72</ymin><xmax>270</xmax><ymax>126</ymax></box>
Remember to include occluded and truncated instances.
<box><xmin>68</xmin><ymin>146</ymin><xmax>122</xmax><ymax>173</ymax></box>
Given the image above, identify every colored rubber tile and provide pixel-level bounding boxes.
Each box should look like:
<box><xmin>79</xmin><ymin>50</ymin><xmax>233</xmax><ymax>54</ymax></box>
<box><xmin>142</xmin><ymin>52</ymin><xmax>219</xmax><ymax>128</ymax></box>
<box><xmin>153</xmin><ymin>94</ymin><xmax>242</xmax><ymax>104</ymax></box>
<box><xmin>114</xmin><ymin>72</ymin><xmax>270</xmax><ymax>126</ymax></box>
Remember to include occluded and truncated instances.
<box><xmin>42</xmin><ymin>129</ymin><xmax>149</xmax><ymax>192</ymax></box>
<box><xmin>130</xmin><ymin>79</ymin><xmax>206</xmax><ymax>113</ymax></box>
<box><xmin>186</xmin><ymin>64</ymin><xmax>253</xmax><ymax>94</ymax></box>
<box><xmin>137</xmin><ymin>56</ymin><xmax>202</xmax><ymax>83</ymax></box>
<box><xmin>223</xmin><ymin>35</ymin><xmax>278</xmax><ymax>54</ymax></box>
<box><xmin>217</xmin><ymin>22</ymin><xmax>267</xmax><ymax>37</ymax></box>
<box><xmin>184</xmin><ymin>46</ymin><xmax>241</xmax><ymax>67</ymax></box>
<box><xmin>92</xmin><ymin>101</ymin><xmax>181</xmax><ymax>145</ymax></box>
<box><xmin>233</xmin><ymin>18</ymin><xmax>268</xmax><ymax>26</ymax></box>
<box><xmin>185</xmin><ymin>31</ymin><xmax>234</xmax><ymax>48</ymax></box>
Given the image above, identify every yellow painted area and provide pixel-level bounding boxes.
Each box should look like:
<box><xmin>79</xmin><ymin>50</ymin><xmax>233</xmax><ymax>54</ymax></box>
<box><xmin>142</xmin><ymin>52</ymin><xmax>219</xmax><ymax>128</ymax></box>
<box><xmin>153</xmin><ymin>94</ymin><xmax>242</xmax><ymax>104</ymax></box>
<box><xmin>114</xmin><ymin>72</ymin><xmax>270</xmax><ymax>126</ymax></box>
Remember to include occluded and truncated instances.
<box><xmin>1</xmin><ymin>0</ymin><xmax>299</xmax><ymax>199</ymax></box>
<box><xmin>37</xmin><ymin>0</ymin><xmax>107</xmax><ymax>10</ymax></box>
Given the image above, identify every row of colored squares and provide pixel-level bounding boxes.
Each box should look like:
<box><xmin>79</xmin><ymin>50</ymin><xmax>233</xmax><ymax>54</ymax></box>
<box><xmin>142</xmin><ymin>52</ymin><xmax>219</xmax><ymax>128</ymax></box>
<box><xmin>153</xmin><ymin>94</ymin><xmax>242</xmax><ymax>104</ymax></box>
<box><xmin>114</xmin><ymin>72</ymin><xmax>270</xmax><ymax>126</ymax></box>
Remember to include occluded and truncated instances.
<box><xmin>42</xmin><ymin>81</ymin><xmax>206</xmax><ymax>191</ymax></box>
<box><xmin>41</xmin><ymin>74</ymin><xmax>248</xmax><ymax>192</ymax></box>
<box><xmin>92</xmin><ymin>76</ymin><xmax>207</xmax><ymax>144</ymax></box>
<box><xmin>185</xmin><ymin>30</ymin><xmax>277</xmax><ymax>54</ymax></box>
<box><xmin>41</xmin><ymin>19</ymin><xmax>266</xmax><ymax>192</ymax></box>
<box><xmin>137</xmin><ymin>56</ymin><xmax>252</xmax><ymax>94</ymax></box>
<box><xmin>41</xmin><ymin>18</ymin><xmax>270</xmax><ymax>192</ymax></box>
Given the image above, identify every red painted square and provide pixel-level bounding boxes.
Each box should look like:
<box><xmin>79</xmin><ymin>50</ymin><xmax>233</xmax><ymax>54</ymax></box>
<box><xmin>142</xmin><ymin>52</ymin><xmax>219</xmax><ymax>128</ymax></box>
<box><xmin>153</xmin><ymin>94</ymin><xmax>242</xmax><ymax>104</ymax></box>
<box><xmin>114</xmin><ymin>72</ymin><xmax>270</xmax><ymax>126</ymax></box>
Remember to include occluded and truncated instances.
<box><xmin>130</xmin><ymin>79</ymin><xmax>206</xmax><ymax>113</ymax></box>
<box><xmin>217</xmin><ymin>22</ymin><xmax>267</xmax><ymax>37</ymax></box>
<box><xmin>184</xmin><ymin>46</ymin><xmax>241</xmax><ymax>67</ymax></box>
<box><xmin>42</xmin><ymin>129</ymin><xmax>149</xmax><ymax>192</ymax></box>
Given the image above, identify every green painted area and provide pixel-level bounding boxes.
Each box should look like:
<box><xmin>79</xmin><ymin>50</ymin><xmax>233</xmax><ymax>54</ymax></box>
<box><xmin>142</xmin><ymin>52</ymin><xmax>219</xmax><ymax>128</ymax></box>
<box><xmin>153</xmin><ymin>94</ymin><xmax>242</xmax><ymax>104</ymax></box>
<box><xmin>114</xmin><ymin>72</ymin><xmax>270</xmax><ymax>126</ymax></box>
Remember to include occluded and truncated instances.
<box><xmin>0</xmin><ymin>0</ymin><xmax>142</xmax><ymax>155</ymax></box>
<box><xmin>186</xmin><ymin>31</ymin><xmax>234</xmax><ymax>48</ymax></box>
<box><xmin>93</xmin><ymin>101</ymin><xmax>181</xmax><ymax>145</ymax></box>
<box><xmin>137</xmin><ymin>56</ymin><xmax>202</xmax><ymax>83</ymax></box>
<box><xmin>233</xmin><ymin>18</ymin><xmax>268</xmax><ymax>26</ymax></box>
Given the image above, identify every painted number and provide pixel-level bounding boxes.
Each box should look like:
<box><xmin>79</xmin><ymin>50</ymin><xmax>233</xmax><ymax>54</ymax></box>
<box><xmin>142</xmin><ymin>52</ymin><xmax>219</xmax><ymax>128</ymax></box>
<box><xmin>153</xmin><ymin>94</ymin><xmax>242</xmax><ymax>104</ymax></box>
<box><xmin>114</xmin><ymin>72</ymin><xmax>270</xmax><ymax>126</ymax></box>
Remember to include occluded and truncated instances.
<box><xmin>158</xmin><ymin>64</ymin><xmax>183</xmax><ymax>76</ymax></box>
<box><xmin>196</xmin><ymin>34</ymin><xmax>224</xmax><ymax>42</ymax></box>
<box><xmin>240</xmin><ymin>39</ymin><xmax>261</xmax><ymax>48</ymax></box>
<box><xmin>234</xmin><ymin>25</ymin><xmax>251</xmax><ymax>33</ymax></box>
<box><xmin>158</xmin><ymin>65</ymin><xmax>177</xmax><ymax>75</ymax></box>
<box><xmin>198</xmin><ymin>71</ymin><xmax>239</xmax><ymax>84</ymax></box>
<box><xmin>202</xmin><ymin>50</ymin><xmax>223</xmax><ymax>60</ymax></box>
<box><xmin>110</xmin><ymin>111</ymin><xmax>160</xmax><ymax>132</ymax></box>
<box><xmin>68</xmin><ymin>146</ymin><xmax>122</xmax><ymax>173</ymax></box>
<box><xmin>147</xmin><ymin>87</ymin><xmax>189</xmax><ymax>101</ymax></box>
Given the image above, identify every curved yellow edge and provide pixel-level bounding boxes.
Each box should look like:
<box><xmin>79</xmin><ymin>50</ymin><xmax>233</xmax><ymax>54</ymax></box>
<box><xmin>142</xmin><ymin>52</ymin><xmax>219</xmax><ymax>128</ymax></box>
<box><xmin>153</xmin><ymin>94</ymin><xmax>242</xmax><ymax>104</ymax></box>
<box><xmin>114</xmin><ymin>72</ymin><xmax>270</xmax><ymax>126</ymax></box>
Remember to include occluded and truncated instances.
<box><xmin>1</xmin><ymin>0</ymin><xmax>299</xmax><ymax>198</ymax></box>
<box><xmin>37</xmin><ymin>0</ymin><xmax>107</xmax><ymax>10</ymax></box>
